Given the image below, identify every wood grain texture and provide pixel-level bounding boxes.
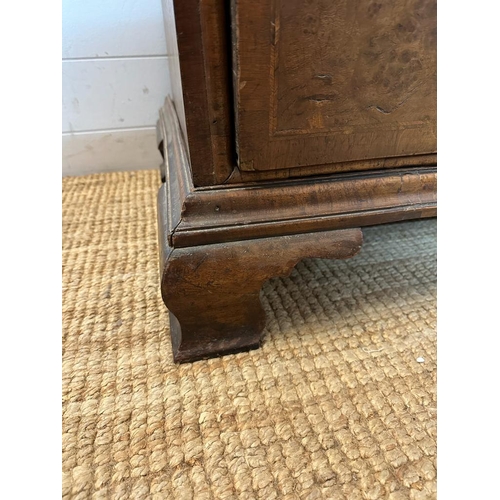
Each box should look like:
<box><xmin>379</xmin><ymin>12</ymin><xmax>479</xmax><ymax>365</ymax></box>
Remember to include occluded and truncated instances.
<box><xmin>155</xmin><ymin>1</ymin><xmax>438</xmax><ymax>362</ymax></box>
<box><xmin>162</xmin><ymin>0</ymin><xmax>234</xmax><ymax>186</ymax></box>
<box><xmin>162</xmin><ymin>0</ymin><xmax>436</xmax><ymax>185</ymax></box>
<box><xmin>158</xmin><ymin>98</ymin><xmax>436</xmax><ymax>248</ymax></box>
<box><xmin>231</xmin><ymin>0</ymin><xmax>437</xmax><ymax>172</ymax></box>
<box><xmin>158</xmin><ymin>184</ymin><xmax>363</xmax><ymax>362</ymax></box>
<box><xmin>229</xmin><ymin>153</ymin><xmax>437</xmax><ymax>183</ymax></box>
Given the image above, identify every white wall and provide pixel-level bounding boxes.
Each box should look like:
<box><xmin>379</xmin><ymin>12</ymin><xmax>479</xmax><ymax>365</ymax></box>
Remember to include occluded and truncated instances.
<box><xmin>62</xmin><ymin>0</ymin><xmax>171</xmax><ymax>176</ymax></box>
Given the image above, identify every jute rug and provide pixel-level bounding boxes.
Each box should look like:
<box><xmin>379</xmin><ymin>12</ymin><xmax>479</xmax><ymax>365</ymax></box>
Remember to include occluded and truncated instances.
<box><xmin>62</xmin><ymin>170</ymin><xmax>437</xmax><ymax>500</ymax></box>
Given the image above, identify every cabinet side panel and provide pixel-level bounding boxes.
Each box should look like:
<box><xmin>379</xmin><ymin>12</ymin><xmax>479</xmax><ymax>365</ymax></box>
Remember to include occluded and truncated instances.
<box><xmin>161</xmin><ymin>0</ymin><xmax>234</xmax><ymax>186</ymax></box>
<box><xmin>161</xmin><ymin>0</ymin><xmax>187</xmax><ymax>148</ymax></box>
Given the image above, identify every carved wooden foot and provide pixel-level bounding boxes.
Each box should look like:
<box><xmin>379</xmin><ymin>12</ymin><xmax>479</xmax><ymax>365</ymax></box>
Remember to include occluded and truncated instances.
<box><xmin>159</xmin><ymin>226</ymin><xmax>363</xmax><ymax>363</ymax></box>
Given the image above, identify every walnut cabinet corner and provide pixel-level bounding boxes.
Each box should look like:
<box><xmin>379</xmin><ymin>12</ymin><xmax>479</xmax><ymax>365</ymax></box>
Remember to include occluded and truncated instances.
<box><xmin>156</xmin><ymin>0</ymin><xmax>437</xmax><ymax>363</ymax></box>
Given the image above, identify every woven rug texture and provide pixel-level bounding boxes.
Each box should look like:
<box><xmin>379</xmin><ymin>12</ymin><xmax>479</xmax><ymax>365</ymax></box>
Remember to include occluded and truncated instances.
<box><xmin>62</xmin><ymin>170</ymin><xmax>437</xmax><ymax>500</ymax></box>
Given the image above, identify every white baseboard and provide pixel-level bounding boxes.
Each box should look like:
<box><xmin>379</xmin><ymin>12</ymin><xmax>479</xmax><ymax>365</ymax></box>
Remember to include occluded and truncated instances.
<box><xmin>62</xmin><ymin>127</ymin><xmax>162</xmax><ymax>177</ymax></box>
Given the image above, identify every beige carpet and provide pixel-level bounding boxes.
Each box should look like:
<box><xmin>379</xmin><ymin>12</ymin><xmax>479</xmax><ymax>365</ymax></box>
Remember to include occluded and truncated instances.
<box><xmin>62</xmin><ymin>170</ymin><xmax>437</xmax><ymax>500</ymax></box>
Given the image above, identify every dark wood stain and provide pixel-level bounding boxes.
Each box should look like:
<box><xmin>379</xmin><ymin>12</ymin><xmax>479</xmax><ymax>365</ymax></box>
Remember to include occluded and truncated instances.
<box><xmin>231</xmin><ymin>0</ymin><xmax>437</xmax><ymax>172</ymax></box>
<box><xmin>157</xmin><ymin>0</ymin><xmax>436</xmax><ymax>362</ymax></box>
<box><xmin>158</xmin><ymin>98</ymin><xmax>436</xmax><ymax>249</ymax></box>
<box><xmin>162</xmin><ymin>0</ymin><xmax>234</xmax><ymax>186</ymax></box>
<box><xmin>158</xmin><ymin>185</ymin><xmax>363</xmax><ymax>363</ymax></box>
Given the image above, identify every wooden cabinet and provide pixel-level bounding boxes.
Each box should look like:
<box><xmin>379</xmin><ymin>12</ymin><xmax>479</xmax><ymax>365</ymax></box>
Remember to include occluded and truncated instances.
<box><xmin>157</xmin><ymin>0</ymin><xmax>437</xmax><ymax>362</ymax></box>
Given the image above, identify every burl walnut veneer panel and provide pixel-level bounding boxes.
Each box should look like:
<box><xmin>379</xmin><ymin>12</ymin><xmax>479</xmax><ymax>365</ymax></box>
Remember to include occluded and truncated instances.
<box><xmin>232</xmin><ymin>0</ymin><xmax>437</xmax><ymax>172</ymax></box>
